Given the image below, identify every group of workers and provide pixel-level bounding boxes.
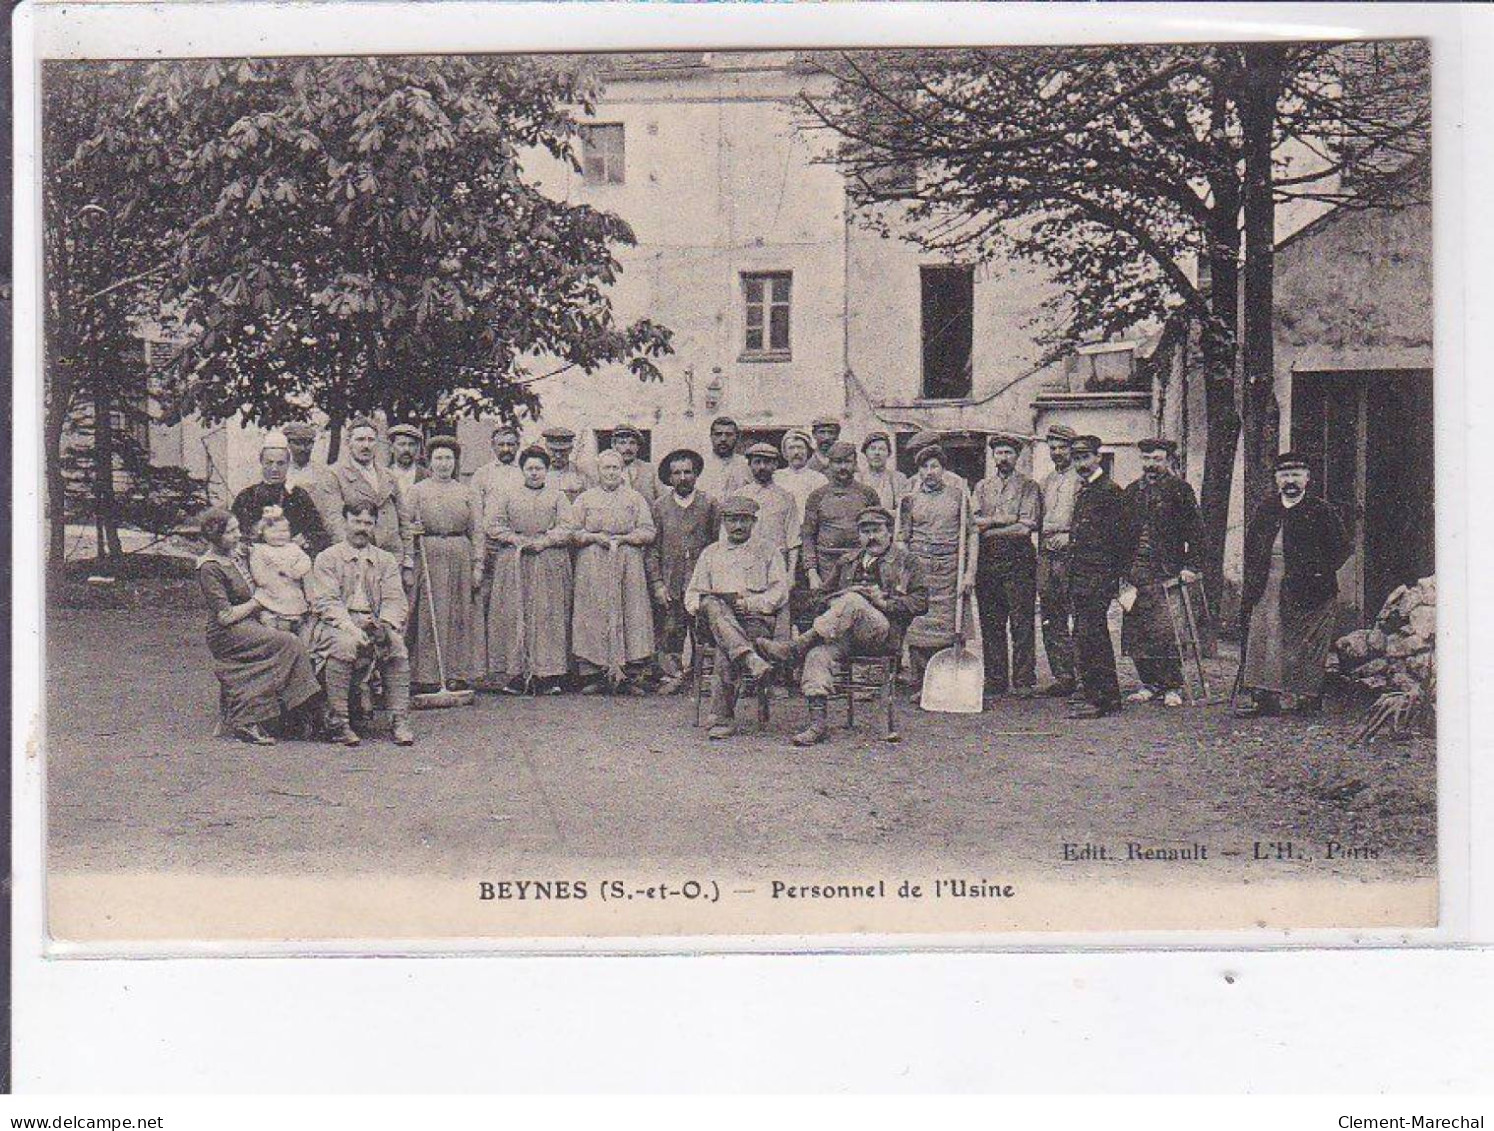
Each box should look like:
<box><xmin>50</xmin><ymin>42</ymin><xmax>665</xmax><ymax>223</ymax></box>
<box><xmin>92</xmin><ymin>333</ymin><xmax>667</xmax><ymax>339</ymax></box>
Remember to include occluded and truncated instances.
<box><xmin>198</xmin><ymin>410</ymin><xmax>1349</xmax><ymax>749</ymax></box>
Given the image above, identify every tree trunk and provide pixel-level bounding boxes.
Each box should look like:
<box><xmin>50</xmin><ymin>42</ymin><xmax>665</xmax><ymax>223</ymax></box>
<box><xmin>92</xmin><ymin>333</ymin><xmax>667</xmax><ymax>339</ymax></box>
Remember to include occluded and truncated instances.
<box><xmin>92</xmin><ymin>373</ymin><xmax>125</xmax><ymax>563</ymax></box>
<box><xmin>326</xmin><ymin>409</ymin><xmax>345</xmax><ymax>466</ymax></box>
<box><xmin>1198</xmin><ymin>163</ymin><xmax>1243</xmax><ymax>622</ymax></box>
<box><xmin>45</xmin><ymin>373</ymin><xmax>70</xmax><ymax>577</ymax></box>
<box><xmin>1239</xmin><ymin>44</ymin><xmax>1285</xmax><ymax>527</ymax></box>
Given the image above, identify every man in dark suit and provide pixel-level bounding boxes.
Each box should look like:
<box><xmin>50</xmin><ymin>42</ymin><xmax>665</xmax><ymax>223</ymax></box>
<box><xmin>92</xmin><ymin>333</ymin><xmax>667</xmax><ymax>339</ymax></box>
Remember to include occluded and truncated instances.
<box><xmin>1066</xmin><ymin>435</ymin><xmax>1135</xmax><ymax>718</ymax></box>
<box><xmin>231</xmin><ymin>430</ymin><xmax>331</xmax><ymax>556</ymax></box>
<box><xmin>1236</xmin><ymin>452</ymin><xmax>1351</xmax><ymax>716</ymax></box>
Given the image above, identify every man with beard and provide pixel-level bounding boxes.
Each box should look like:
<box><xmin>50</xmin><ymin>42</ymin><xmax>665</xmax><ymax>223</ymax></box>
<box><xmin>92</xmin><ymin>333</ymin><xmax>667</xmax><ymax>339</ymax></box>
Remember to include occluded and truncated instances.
<box><xmin>232</xmin><ymin>430</ymin><xmax>331</xmax><ymax>557</ymax></box>
<box><xmin>470</xmin><ymin>422</ymin><xmax>524</xmax><ymax>530</ymax></box>
<box><xmin>806</xmin><ymin>415</ymin><xmax>843</xmax><ymax>475</ymax></box>
<box><xmin>1236</xmin><ymin>453</ymin><xmax>1350</xmax><ymax>717</ymax></box>
<box><xmin>756</xmin><ymin>506</ymin><xmax>928</xmax><ymax>747</ymax></box>
<box><xmin>1120</xmin><ymin>438</ymin><xmax>1206</xmax><ymax>708</ymax></box>
<box><xmin>1065</xmin><ymin>435</ymin><xmax>1135</xmax><ymax>718</ymax></box>
<box><xmin>800</xmin><ymin>442</ymin><xmax>880</xmax><ymax>597</ymax></box>
<box><xmin>972</xmin><ymin>432</ymin><xmax>1042</xmax><ymax>698</ymax></box>
<box><xmin>646</xmin><ymin>448</ymin><xmax>720</xmax><ymax>694</ymax></box>
<box><xmin>387</xmin><ymin>423</ymin><xmax>427</xmax><ymax>496</ymax></box>
<box><xmin>611</xmin><ymin>424</ymin><xmax>658</xmax><ymax>504</ymax></box>
<box><xmin>696</xmin><ymin>416</ymin><xmax>752</xmax><ymax>502</ymax></box>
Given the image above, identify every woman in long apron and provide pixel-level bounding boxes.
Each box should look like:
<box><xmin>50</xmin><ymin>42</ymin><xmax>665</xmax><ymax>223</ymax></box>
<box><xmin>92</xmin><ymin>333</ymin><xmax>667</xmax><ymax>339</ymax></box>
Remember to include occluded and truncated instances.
<box><xmin>898</xmin><ymin>444</ymin><xmax>978</xmax><ymax>692</ymax></box>
<box><xmin>485</xmin><ymin>446</ymin><xmax>576</xmax><ymax>695</ymax></box>
<box><xmin>407</xmin><ymin>436</ymin><xmax>481</xmax><ymax>692</ymax></box>
<box><xmin>571</xmin><ymin>449</ymin><xmax>657</xmax><ymax>694</ymax></box>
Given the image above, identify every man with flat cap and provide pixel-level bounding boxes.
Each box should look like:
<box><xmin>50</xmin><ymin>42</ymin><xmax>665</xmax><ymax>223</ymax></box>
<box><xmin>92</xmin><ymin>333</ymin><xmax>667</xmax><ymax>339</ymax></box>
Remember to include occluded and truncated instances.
<box><xmin>387</xmin><ymin>423</ymin><xmax>427</xmax><ymax>496</ymax></box>
<box><xmin>646</xmin><ymin>448</ymin><xmax>720</xmax><ymax>694</ymax></box>
<box><xmin>757</xmin><ymin>505</ymin><xmax>929</xmax><ymax>746</ymax></box>
<box><xmin>1038</xmin><ymin>423</ymin><xmax>1081</xmax><ymax>697</ymax></box>
<box><xmin>800</xmin><ymin>441</ymin><xmax>880</xmax><ymax>600</ymax></box>
<box><xmin>542</xmin><ymin>425</ymin><xmax>593</xmax><ymax>502</ymax></box>
<box><xmin>1236</xmin><ymin>452</ymin><xmax>1349</xmax><ymax>717</ymax></box>
<box><xmin>232</xmin><ymin>429</ymin><xmax>332</xmax><ymax>557</ymax></box>
<box><xmin>685</xmin><ymin>495</ymin><xmax>788</xmax><ymax>740</ymax></box>
<box><xmin>282</xmin><ymin>421</ymin><xmax>321</xmax><ymax>492</ymax></box>
<box><xmin>972</xmin><ymin>432</ymin><xmax>1043</xmax><ymax>698</ymax></box>
<box><xmin>311</xmin><ymin>416</ymin><xmax>414</xmax><ymax>585</ymax></box>
<box><xmin>739</xmin><ymin>442</ymin><xmax>800</xmax><ymax>573</ymax></box>
<box><xmin>806</xmin><ymin>415</ymin><xmax>843</xmax><ymax>475</ymax></box>
<box><xmin>1121</xmin><ymin>438</ymin><xmax>1206</xmax><ymax>708</ymax></box>
<box><xmin>696</xmin><ymin>416</ymin><xmax>752</xmax><ymax>502</ymax></box>
<box><xmin>470</xmin><ymin>423</ymin><xmax>524</xmax><ymax>538</ymax></box>
<box><xmin>610</xmin><ymin>424</ymin><xmax>658</xmax><ymax>505</ymax></box>
<box><xmin>903</xmin><ymin>430</ymin><xmax>969</xmax><ymax>494</ymax></box>
<box><xmin>1066</xmin><ymin>435</ymin><xmax>1135</xmax><ymax>718</ymax></box>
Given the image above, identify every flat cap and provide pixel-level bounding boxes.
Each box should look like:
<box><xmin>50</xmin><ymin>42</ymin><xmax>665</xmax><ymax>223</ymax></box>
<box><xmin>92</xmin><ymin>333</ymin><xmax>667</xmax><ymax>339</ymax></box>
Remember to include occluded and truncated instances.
<box><xmin>283</xmin><ymin>421</ymin><xmax>319</xmax><ymax>441</ymax></box>
<box><xmin>426</xmin><ymin>435</ymin><xmax>461</xmax><ymax>458</ymax></box>
<box><xmin>1137</xmin><ymin>437</ymin><xmax>1178</xmax><ymax>456</ymax></box>
<box><xmin>1274</xmin><ymin>451</ymin><xmax>1311</xmax><ymax>472</ymax></box>
<box><xmin>811</xmin><ymin>416</ymin><xmax>842</xmax><ymax>430</ymax></box>
<box><xmin>611</xmin><ymin>424</ymin><xmax>643</xmax><ymax>443</ymax></box>
<box><xmin>745</xmin><ymin>442</ymin><xmax>781</xmax><ymax>461</ymax></box>
<box><xmin>720</xmin><ymin>495</ymin><xmax>760</xmax><ymax>518</ymax></box>
<box><xmin>987</xmin><ymin>432</ymin><xmax>1026</xmax><ymax>451</ymax></box>
<box><xmin>1069</xmin><ymin>435</ymin><xmax>1103</xmax><ymax>456</ymax></box>
<box><xmin>541</xmin><ymin>425</ymin><xmax>576</xmax><ymax>442</ymax></box>
<box><xmin>827</xmin><ymin>440</ymin><xmax>858</xmax><ymax>460</ymax></box>
<box><xmin>1045</xmin><ymin>423</ymin><xmax>1078</xmax><ymax>443</ymax></box>
<box><xmin>387</xmin><ymin>423</ymin><xmax>423</xmax><ymax>442</ymax></box>
<box><xmin>861</xmin><ymin>430</ymin><xmax>892</xmax><ymax>453</ymax></box>
<box><xmin>905</xmin><ymin>429</ymin><xmax>944</xmax><ymax>453</ymax></box>
<box><xmin>856</xmin><ymin>505</ymin><xmax>896</xmax><ymax>528</ymax></box>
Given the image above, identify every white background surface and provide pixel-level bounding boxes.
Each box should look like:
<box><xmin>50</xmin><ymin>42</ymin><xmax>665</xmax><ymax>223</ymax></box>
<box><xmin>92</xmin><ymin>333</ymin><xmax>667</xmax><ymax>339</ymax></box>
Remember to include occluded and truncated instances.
<box><xmin>10</xmin><ymin>1</ymin><xmax>1492</xmax><ymax>1092</ymax></box>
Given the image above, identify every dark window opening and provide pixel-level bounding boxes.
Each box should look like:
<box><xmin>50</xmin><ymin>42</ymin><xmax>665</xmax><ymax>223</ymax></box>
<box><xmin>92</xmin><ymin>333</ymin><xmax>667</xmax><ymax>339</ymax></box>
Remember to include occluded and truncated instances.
<box><xmin>920</xmin><ymin>266</ymin><xmax>974</xmax><ymax>400</ymax></box>
<box><xmin>580</xmin><ymin>124</ymin><xmax>625</xmax><ymax>185</ymax></box>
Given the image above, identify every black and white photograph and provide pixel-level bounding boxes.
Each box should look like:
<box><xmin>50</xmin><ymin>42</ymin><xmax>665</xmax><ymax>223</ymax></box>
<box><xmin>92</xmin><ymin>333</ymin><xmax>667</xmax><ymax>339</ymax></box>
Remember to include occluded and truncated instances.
<box><xmin>32</xmin><ymin>32</ymin><xmax>1441</xmax><ymax>942</ymax></box>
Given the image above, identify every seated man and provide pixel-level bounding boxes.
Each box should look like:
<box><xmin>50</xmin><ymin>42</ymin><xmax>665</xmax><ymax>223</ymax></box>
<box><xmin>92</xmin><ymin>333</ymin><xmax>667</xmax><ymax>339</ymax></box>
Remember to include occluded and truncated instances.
<box><xmin>684</xmin><ymin>495</ymin><xmax>789</xmax><ymax>740</ymax></box>
<box><xmin>757</xmin><ymin>506</ymin><xmax>929</xmax><ymax>746</ymax></box>
<box><xmin>306</xmin><ymin>502</ymin><xmax>415</xmax><ymax>748</ymax></box>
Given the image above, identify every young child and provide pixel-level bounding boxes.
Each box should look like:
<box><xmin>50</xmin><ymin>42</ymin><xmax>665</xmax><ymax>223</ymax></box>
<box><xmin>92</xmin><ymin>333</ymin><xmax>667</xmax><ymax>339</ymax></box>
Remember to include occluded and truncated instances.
<box><xmin>249</xmin><ymin>507</ymin><xmax>313</xmax><ymax>633</ymax></box>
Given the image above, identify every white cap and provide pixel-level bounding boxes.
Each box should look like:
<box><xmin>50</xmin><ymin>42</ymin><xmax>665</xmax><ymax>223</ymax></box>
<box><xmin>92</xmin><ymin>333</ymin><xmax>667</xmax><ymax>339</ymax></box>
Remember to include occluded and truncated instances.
<box><xmin>260</xmin><ymin>429</ymin><xmax>290</xmax><ymax>451</ymax></box>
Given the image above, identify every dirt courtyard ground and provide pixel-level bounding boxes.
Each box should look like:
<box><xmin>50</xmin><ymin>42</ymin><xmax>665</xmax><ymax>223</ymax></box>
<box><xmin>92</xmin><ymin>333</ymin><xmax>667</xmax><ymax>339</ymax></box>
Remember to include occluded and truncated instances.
<box><xmin>42</xmin><ymin>606</ymin><xmax>1437</xmax><ymax>938</ymax></box>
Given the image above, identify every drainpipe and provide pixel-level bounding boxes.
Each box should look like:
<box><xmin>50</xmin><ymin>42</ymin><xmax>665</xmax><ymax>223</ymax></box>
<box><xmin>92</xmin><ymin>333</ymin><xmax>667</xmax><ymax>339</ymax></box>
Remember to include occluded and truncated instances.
<box><xmin>842</xmin><ymin>187</ymin><xmax>852</xmax><ymax>417</ymax></box>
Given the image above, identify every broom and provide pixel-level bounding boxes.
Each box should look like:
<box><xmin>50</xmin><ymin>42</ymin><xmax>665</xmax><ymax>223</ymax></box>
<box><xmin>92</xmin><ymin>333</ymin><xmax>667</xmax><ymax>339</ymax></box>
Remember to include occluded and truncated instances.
<box><xmin>412</xmin><ymin>533</ymin><xmax>476</xmax><ymax>709</ymax></box>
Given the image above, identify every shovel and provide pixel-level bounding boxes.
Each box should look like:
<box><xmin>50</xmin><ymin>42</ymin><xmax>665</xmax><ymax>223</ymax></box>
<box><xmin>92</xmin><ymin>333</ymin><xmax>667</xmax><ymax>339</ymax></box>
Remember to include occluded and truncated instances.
<box><xmin>920</xmin><ymin>492</ymin><xmax>984</xmax><ymax>713</ymax></box>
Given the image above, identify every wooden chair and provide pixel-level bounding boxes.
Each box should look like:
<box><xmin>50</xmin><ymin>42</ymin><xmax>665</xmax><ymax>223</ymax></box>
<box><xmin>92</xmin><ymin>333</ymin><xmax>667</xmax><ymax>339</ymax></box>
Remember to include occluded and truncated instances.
<box><xmin>690</xmin><ymin>620</ymin><xmax>774</xmax><ymax>729</ymax></box>
<box><xmin>827</xmin><ymin>652</ymin><xmax>901</xmax><ymax>743</ymax></box>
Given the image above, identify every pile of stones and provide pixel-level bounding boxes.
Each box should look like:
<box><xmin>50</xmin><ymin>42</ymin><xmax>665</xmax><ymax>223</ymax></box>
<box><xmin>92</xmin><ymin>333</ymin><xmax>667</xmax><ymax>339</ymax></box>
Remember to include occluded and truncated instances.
<box><xmin>1331</xmin><ymin>576</ymin><xmax>1436</xmax><ymax>696</ymax></box>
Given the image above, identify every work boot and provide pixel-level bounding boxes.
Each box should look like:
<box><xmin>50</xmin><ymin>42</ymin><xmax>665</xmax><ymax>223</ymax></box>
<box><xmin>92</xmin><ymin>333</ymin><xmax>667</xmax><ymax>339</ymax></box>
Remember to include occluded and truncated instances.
<box><xmin>742</xmin><ymin>649</ymin><xmax>773</xmax><ymax>681</ymax></box>
<box><xmin>791</xmin><ymin>697</ymin><xmax>830</xmax><ymax>747</ymax></box>
<box><xmin>756</xmin><ymin>630</ymin><xmax>822</xmax><ymax>667</ymax></box>
<box><xmin>233</xmin><ymin>723</ymin><xmax>276</xmax><ymax>747</ymax></box>
<box><xmin>391</xmin><ymin>714</ymin><xmax>416</xmax><ymax>746</ymax></box>
<box><xmin>323</xmin><ymin>715</ymin><xmax>361</xmax><ymax>747</ymax></box>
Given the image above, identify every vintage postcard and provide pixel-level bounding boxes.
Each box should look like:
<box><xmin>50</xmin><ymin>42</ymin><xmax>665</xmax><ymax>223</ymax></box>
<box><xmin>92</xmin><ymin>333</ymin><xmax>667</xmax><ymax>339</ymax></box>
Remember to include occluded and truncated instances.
<box><xmin>20</xmin><ymin>7</ymin><xmax>1456</xmax><ymax>947</ymax></box>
